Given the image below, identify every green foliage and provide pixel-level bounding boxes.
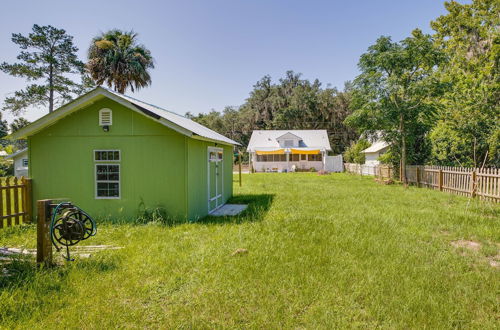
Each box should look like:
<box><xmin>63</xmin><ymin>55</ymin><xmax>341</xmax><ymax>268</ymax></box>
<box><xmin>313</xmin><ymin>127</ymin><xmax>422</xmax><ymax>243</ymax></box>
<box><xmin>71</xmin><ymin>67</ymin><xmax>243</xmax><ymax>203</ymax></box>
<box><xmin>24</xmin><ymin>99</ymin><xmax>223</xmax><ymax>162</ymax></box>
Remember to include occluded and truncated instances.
<box><xmin>189</xmin><ymin>71</ymin><xmax>358</xmax><ymax>154</ymax></box>
<box><xmin>377</xmin><ymin>150</ymin><xmax>395</xmax><ymax>165</ymax></box>
<box><xmin>9</xmin><ymin>117</ymin><xmax>30</xmax><ymax>133</ymax></box>
<box><xmin>0</xmin><ymin>174</ymin><xmax>498</xmax><ymax>327</ymax></box>
<box><xmin>429</xmin><ymin>0</ymin><xmax>500</xmax><ymax>167</ymax></box>
<box><xmin>0</xmin><ymin>158</ymin><xmax>13</xmax><ymax>176</ymax></box>
<box><xmin>87</xmin><ymin>30</ymin><xmax>154</xmax><ymax>94</ymax></box>
<box><xmin>346</xmin><ymin>29</ymin><xmax>444</xmax><ymax>176</ymax></box>
<box><xmin>0</xmin><ymin>24</ymin><xmax>87</xmax><ymax>114</ymax></box>
<box><xmin>0</xmin><ymin>113</ymin><xmax>8</xmax><ymax>139</ymax></box>
<box><xmin>343</xmin><ymin>138</ymin><xmax>371</xmax><ymax>164</ymax></box>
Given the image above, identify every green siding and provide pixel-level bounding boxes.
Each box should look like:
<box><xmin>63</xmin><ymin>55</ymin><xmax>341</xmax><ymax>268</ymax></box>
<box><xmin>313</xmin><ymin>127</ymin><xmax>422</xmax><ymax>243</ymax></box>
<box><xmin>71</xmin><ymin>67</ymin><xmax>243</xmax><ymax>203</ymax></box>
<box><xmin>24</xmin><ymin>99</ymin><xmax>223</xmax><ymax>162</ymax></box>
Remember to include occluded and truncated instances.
<box><xmin>29</xmin><ymin>98</ymin><xmax>191</xmax><ymax>221</ymax></box>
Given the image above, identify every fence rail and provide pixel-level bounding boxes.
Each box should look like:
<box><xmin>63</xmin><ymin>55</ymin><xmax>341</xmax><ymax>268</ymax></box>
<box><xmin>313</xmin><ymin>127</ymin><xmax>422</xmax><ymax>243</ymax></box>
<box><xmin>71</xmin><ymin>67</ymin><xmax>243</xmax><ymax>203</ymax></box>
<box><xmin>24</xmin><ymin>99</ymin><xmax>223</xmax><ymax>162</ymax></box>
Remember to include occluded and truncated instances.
<box><xmin>0</xmin><ymin>177</ymin><xmax>33</xmax><ymax>228</ymax></box>
<box><xmin>344</xmin><ymin>163</ymin><xmax>499</xmax><ymax>202</ymax></box>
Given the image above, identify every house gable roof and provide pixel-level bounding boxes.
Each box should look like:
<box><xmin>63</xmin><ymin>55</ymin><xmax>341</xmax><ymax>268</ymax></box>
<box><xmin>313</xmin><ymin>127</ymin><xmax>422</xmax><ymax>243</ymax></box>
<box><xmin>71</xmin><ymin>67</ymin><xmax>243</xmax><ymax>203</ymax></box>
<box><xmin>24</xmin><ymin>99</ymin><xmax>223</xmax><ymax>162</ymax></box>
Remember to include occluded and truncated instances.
<box><xmin>275</xmin><ymin>132</ymin><xmax>302</xmax><ymax>141</ymax></box>
<box><xmin>9</xmin><ymin>87</ymin><xmax>239</xmax><ymax>146</ymax></box>
<box><xmin>247</xmin><ymin>130</ymin><xmax>332</xmax><ymax>151</ymax></box>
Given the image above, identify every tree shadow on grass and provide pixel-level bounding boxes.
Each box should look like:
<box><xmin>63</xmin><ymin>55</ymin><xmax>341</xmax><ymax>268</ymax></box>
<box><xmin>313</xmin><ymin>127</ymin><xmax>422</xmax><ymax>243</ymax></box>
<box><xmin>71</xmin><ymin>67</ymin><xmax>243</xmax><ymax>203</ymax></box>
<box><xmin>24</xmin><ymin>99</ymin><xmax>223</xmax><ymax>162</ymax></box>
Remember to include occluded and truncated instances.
<box><xmin>197</xmin><ymin>193</ymin><xmax>275</xmax><ymax>225</ymax></box>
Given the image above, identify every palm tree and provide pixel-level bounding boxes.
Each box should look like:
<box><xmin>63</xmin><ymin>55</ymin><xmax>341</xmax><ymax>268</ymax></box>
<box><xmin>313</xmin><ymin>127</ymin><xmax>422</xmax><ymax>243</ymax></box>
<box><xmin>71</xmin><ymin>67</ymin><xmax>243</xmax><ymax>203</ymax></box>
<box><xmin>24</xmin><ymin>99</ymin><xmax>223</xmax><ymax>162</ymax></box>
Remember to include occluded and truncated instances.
<box><xmin>86</xmin><ymin>30</ymin><xmax>154</xmax><ymax>94</ymax></box>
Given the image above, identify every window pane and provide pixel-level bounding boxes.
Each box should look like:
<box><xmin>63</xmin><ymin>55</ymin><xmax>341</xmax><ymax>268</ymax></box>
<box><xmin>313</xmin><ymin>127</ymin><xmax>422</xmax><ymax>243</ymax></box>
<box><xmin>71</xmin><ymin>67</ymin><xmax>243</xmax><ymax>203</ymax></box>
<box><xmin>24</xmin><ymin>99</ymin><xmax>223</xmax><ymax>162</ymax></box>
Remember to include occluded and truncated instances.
<box><xmin>95</xmin><ymin>150</ymin><xmax>120</xmax><ymax>161</ymax></box>
<box><xmin>218</xmin><ymin>152</ymin><xmax>223</xmax><ymax>160</ymax></box>
<box><xmin>108</xmin><ymin>182</ymin><xmax>119</xmax><ymax>197</ymax></box>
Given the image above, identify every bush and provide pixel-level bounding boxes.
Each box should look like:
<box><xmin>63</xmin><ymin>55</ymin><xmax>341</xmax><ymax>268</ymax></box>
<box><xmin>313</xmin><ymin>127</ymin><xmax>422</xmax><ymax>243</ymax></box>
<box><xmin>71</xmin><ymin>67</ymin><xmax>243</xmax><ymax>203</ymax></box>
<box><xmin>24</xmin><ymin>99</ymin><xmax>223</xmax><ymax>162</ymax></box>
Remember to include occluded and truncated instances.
<box><xmin>343</xmin><ymin>139</ymin><xmax>371</xmax><ymax>164</ymax></box>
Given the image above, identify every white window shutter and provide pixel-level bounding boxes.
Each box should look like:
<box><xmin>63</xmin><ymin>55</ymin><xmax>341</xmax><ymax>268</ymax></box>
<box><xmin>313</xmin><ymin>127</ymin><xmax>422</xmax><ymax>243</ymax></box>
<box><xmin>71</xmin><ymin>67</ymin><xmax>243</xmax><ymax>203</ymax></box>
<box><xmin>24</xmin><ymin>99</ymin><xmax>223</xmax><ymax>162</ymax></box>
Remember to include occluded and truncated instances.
<box><xmin>99</xmin><ymin>108</ymin><xmax>112</xmax><ymax>126</ymax></box>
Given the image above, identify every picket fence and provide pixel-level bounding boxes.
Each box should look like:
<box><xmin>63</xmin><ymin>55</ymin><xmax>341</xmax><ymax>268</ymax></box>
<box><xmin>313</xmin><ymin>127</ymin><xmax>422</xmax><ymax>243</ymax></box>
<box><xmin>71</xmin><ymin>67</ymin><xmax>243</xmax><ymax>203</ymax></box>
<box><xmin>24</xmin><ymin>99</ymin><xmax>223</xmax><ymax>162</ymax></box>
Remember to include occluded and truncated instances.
<box><xmin>344</xmin><ymin>163</ymin><xmax>499</xmax><ymax>202</ymax></box>
<box><xmin>0</xmin><ymin>177</ymin><xmax>33</xmax><ymax>228</ymax></box>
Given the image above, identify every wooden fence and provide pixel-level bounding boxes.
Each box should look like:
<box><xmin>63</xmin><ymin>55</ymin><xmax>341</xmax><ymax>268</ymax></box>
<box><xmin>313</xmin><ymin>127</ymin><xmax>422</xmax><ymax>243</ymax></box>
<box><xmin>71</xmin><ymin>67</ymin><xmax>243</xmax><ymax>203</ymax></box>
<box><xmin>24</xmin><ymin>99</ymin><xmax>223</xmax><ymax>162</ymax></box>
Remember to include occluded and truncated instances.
<box><xmin>405</xmin><ymin>166</ymin><xmax>499</xmax><ymax>202</ymax></box>
<box><xmin>344</xmin><ymin>163</ymin><xmax>393</xmax><ymax>179</ymax></box>
<box><xmin>344</xmin><ymin>163</ymin><xmax>499</xmax><ymax>202</ymax></box>
<box><xmin>0</xmin><ymin>177</ymin><xmax>33</xmax><ymax>228</ymax></box>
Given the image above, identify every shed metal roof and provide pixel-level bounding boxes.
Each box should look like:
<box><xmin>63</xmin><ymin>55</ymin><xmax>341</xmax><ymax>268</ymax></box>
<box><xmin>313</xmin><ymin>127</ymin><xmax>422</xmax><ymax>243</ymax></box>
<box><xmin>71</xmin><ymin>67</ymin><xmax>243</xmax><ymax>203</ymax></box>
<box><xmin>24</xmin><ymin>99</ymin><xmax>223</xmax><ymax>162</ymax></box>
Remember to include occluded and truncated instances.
<box><xmin>362</xmin><ymin>141</ymin><xmax>389</xmax><ymax>153</ymax></box>
<box><xmin>4</xmin><ymin>148</ymin><xmax>27</xmax><ymax>160</ymax></box>
<box><xmin>247</xmin><ymin>130</ymin><xmax>332</xmax><ymax>152</ymax></box>
<box><xmin>9</xmin><ymin>87</ymin><xmax>239</xmax><ymax>146</ymax></box>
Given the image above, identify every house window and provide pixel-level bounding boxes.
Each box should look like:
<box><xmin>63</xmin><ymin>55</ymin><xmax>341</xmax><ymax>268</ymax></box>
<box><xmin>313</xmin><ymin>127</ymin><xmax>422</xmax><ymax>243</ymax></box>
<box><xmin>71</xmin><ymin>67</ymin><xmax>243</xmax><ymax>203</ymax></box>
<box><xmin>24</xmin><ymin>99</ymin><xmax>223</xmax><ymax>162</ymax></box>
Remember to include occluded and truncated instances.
<box><xmin>94</xmin><ymin>150</ymin><xmax>120</xmax><ymax>199</ymax></box>
<box><xmin>22</xmin><ymin>159</ymin><xmax>28</xmax><ymax>167</ymax></box>
<box><xmin>300</xmin><ymin>154</ymin><xmax>307</xmax><ymax>161</ymax></box>
<box><xmin>99</xmin><ymin>108</ymin><xmax>112</xmax><ymax>126</ymax></box>
<box><xmin>95</xmin><ymin>164</ymin><xmax>120</xmax><ymax>198</ymax></box>
<box><xmin>284</xmin><ymin>140</ymin><xmax>294</xmax><ymax>147</ymax></box>
<box><xmin>290</xmin><ymin>154</ymin><xmax>300</xmax><ymax>162</ymax></box>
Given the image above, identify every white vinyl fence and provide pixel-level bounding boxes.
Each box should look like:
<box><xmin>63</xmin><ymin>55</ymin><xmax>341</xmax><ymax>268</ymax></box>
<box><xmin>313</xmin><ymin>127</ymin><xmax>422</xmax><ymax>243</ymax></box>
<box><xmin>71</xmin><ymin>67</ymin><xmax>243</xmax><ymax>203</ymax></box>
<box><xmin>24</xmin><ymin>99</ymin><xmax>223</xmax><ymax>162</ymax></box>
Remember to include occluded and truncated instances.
<box><xmin>325</xmin><ymin>155</ymin><xmax>343</xmax><ymax>172</ymax></box>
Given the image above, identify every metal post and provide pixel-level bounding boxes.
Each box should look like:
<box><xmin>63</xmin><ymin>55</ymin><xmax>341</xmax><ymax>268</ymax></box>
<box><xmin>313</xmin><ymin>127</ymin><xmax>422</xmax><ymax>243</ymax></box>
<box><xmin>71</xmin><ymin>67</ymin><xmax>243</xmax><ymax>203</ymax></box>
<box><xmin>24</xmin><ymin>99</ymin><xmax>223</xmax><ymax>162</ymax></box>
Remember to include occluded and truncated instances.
<box><xmin>238</xmin><ymin>152</ymin><xmax>242</xmax><ymax>187</ymax></box>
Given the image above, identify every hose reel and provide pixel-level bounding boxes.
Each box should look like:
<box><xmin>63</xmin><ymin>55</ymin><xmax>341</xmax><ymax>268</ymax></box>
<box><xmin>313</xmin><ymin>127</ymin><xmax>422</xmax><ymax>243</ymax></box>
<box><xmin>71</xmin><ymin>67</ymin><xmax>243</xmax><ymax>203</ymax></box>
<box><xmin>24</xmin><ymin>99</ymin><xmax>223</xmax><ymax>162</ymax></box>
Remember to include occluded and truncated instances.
<box><xmin>49</xmin><ymin>202</ymin><xmax>97</xmax><ymax>261</ymax></box>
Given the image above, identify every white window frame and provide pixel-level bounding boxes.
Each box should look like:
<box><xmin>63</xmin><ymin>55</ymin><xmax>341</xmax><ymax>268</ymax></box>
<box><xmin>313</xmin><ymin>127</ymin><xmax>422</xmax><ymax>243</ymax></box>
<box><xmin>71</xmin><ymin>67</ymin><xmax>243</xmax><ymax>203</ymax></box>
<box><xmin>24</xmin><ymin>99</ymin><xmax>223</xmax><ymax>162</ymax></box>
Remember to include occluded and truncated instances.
<box><xmin>99</xmin><ymin>108</ymin><xmax>113</xmax><ymax>126</ymax></box>
<box><xmin>94</xmin><ymin>150</ymin><xmax>121</xmax><ymax>199</ymax></box>
<box><xmin>94</xmin><ymin>150</ymin><xmax>121</xmax><ymax>162</ymax></box>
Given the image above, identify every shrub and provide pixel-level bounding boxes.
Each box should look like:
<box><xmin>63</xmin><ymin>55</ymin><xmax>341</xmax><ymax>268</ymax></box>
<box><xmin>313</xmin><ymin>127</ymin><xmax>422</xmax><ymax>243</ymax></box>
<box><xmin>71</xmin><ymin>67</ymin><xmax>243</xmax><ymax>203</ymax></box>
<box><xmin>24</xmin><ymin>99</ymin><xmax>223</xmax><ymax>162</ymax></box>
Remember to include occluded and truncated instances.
<box><xmin>344</xmin><ymin>138</ymin><xmax>371</xmax><ymax>164</ymax></box>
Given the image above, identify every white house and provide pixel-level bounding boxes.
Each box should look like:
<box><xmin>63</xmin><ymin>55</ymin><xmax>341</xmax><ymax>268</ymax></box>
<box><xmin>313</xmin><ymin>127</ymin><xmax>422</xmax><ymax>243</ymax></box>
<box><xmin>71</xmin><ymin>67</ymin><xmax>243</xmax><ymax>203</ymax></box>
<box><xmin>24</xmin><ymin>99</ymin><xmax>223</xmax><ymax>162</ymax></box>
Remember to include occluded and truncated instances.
<box><xmin>362</xmin><ymin>141</ymin><xmax>389</xmax><ymax>165</ymax></box>
<box><xmin>5</xmin><ymin>148</ymin><xmax>28</xmax><ymax>177</ymax></box>
<box><xmin>247</xmin><ymin>130</ymin><xmax>332</xmax><ymax>172</ymax></box>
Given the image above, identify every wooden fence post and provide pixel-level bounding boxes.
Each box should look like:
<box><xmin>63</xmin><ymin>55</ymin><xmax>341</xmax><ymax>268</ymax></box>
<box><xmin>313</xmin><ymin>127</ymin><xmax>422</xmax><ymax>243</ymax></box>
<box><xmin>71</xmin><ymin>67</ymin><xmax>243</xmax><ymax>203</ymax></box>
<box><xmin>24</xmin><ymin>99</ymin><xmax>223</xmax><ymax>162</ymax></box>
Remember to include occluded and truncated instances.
<box><xmin>23</xmin><ymin>178</ymin><xmax>33</xmax><ymax>223</ymax></box>
<box><xmin>471</xmin><ymin>170</ymin><xmax>477</xmax><ymax>198</ymax></box>
<box><xmin>37</xmin><ymin>199</ymin><xmax>53</xmax><ymax>265</ymax></box>
<box><xmin>416</xmin><ymin>167</ymin><xmax>420</xmax><ymax>187</ymax></box>
<box><xmin>438</xmin><ymin>169</ymin><xmax>443</xmax><ymax>191</ymax></box>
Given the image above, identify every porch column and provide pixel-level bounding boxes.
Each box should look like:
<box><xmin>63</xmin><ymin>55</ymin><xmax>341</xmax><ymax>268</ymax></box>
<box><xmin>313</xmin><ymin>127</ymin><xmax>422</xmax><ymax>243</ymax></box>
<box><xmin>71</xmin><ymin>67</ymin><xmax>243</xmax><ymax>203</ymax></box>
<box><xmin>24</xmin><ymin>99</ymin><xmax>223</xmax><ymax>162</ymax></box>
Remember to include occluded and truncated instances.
<box><xmin>286</xmin><ymin>152</ymin><xmax>289</xmax><ymax>172</ymax></box>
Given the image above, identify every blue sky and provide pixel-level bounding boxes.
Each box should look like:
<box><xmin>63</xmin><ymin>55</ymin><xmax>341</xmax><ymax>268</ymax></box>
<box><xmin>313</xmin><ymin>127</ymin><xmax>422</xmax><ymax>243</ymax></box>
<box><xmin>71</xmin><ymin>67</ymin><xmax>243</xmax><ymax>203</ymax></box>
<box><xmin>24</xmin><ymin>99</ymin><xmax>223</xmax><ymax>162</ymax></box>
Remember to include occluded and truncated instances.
<box><xmin>0</xmin><ymin>0</ymin><xmax>451</xmax><ymax>123</ymax></box>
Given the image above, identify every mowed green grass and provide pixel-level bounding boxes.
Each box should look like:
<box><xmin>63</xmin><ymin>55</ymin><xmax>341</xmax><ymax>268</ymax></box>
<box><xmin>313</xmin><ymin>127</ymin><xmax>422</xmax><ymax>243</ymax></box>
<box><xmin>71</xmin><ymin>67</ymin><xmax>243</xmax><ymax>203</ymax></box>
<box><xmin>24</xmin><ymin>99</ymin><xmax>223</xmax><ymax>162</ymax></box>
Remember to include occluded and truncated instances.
<box><xmin>0</xmin><ymin>173</ymin><xmax>498</xmax><ymax>328</ymax></box>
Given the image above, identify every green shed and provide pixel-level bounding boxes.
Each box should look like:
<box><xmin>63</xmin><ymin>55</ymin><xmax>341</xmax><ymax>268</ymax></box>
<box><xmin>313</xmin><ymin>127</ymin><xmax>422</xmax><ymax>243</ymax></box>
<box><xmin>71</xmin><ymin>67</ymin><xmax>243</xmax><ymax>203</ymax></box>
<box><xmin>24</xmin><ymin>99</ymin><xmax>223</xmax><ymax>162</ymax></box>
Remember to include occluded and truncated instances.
<box><xmin>10</xmin><ymin>87</ymin><xmax>239</xmax><ymax>221</ymax></box>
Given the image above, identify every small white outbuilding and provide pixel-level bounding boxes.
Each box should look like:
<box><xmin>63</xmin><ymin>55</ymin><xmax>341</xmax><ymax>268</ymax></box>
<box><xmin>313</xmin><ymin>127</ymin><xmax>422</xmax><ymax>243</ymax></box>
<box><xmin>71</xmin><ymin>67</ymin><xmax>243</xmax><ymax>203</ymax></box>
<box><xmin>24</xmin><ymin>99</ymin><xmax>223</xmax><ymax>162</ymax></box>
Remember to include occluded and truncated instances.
<box><xmin>362</xmin><ymin>141</ymin><xmax>389</xmax><ymax>165</ymax></box>
<box><xmin>5</xmin><ymin>148</ymin><xmax>28</xmax><ymax>178</ymax></box>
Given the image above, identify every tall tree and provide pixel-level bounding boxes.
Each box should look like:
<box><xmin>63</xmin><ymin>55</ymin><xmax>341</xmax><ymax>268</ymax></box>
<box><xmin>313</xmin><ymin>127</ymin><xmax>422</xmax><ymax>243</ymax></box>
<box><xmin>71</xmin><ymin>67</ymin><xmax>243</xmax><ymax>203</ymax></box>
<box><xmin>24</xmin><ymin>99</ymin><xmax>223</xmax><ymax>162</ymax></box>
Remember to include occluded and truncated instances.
<box><xmin>429</xmin><ymin>0</ymin><xmax>500</xmax><ymax>167</ymax></box>
<box><xmin>86</xmin><ymin>30</ymin><xmax>154</xmax><ymax>94</ymax></box>
<box><xmin>345</xmin><ymin>30</ymin><xmax>444</xmax><ymax>184</ymax></box>
<box><xmin>0</xmin><ymin>24</ymin><xmax>85</xmax><ymax>114</ymax></box>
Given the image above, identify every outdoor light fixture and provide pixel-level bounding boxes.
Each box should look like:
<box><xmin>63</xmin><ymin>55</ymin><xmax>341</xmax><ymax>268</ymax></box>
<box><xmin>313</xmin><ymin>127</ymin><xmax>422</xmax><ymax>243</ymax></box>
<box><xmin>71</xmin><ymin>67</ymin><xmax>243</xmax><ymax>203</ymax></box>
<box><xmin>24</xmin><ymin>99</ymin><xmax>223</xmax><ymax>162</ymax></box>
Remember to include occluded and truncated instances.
<box><xmin>102</xmin><ymin>125</ymin><xmax>109</xmax><ymax>132</ymax></box>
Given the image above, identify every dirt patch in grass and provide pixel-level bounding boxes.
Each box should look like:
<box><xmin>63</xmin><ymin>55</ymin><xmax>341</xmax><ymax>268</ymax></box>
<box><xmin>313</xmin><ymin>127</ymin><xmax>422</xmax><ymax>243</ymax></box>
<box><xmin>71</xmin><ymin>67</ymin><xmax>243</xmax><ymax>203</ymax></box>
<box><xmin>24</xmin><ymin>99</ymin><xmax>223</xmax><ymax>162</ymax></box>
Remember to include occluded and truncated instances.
<box><xmin>451</xmin><ymin>240</ymin><xmax>499</xmax><ymax>268</ymax></box>
<box><xmin>451</xmin><ymin>240</ymin><xmax>481</xmax><ymax>252</ymax></box>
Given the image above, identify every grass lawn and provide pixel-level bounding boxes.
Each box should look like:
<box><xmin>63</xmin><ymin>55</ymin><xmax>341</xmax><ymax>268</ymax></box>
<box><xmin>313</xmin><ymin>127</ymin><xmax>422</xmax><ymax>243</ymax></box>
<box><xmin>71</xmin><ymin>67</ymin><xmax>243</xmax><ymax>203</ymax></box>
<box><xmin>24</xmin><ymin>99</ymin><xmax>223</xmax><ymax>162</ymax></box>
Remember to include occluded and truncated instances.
<box><xmin>0</xmin><ymin>173</ymin><xmax>498</xmax><ymax>328</ymax></box>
